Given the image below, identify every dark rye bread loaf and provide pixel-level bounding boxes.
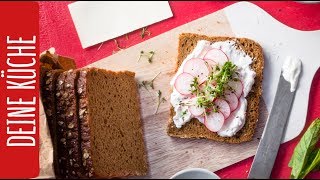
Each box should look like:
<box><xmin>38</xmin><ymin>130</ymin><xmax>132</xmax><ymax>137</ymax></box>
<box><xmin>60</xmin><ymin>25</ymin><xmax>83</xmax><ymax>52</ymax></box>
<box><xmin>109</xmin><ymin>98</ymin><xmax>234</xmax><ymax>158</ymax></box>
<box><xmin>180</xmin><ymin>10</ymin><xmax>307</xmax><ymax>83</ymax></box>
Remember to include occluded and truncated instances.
<box><xmin>63</xmin><ymin>70</ymin><xmax>82</xmax><ymax>178</ymax></box>
<box><xmin>77</xmin><ymin>70</ymin><xmax>94</xmax><ymax>178</ymax></box>
<box><xmin>41</xmin><ymin>69</ymin><xmax>64</xmax><ymax>177</ymax></box>
<box><xmin>40</xmin><ymin>50</ymin><xmax>76</xmax><ymax>70</ymax></box>
<box><xmin>40</xmin><ymin>63</ymin><xmax>52</xmax><ymax>88</ymax></box>
<box><xmin>42</xmin><ymin>70</ymin><xmax>64</xmax><ymax>140</ymax></box>
<box><xmin>57</xmin><ymin>56</ymin><xmax>77</xmax><ymax>71</ymax></box>
<box><xmin>55</xmin><ymin>72</ymin><xmax>69</xmax><ymax>178</ymax></box>
<box><xmin>77</xmin><ymin>68</ymin><xmax>148</xmax><ymax>178</ymax></box>
<box><xmin>39</xmin><ymin>50</ymin><xmax>77</xmax><ymax>87</ymax></box>
<box><xmin>167</xmin><ymin>33</ymin><xmax>264</xmax><ymax>143</ymax></box>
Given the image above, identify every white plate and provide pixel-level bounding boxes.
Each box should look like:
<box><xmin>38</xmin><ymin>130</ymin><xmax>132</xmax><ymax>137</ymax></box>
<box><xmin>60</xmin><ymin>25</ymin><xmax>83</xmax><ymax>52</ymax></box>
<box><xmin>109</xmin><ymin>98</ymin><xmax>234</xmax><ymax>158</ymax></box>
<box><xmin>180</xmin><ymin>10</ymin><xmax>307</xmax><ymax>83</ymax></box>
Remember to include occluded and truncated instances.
<box><xmin>170</xmin><ymin>168</ymin><xmax>220</xmax><ymax>179</ymax></box>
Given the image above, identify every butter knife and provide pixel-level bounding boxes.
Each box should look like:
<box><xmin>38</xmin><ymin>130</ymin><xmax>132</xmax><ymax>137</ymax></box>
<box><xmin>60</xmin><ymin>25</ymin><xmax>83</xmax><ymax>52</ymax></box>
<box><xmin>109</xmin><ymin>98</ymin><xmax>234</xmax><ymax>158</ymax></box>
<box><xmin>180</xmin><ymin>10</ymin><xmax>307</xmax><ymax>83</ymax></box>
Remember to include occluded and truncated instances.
<box><xmin>248</xmin><ymin>74</ymin><xmax>298</xmax><ymax>179</ymax></box>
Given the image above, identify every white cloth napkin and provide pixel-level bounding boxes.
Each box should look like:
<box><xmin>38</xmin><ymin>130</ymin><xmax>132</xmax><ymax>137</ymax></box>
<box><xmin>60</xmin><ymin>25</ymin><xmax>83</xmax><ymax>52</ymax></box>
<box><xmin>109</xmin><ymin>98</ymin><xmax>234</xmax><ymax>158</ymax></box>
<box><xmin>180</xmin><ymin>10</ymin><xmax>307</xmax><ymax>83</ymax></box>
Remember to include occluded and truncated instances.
<box><xmin>68</xmin><ymin>1</ymin><xmax>173</xmax><ymax>48</ymax></box>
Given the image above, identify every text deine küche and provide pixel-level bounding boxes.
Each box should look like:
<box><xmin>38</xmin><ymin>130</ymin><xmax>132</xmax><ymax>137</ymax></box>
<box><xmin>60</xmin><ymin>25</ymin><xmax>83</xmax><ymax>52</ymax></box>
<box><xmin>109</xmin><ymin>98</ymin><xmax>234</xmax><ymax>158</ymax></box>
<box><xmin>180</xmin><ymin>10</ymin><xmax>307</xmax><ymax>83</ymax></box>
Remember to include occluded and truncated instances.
<box><xmin>5</xmin><ymin>36</ymin><xmax>37</xmax><ymax>147</ymax></box>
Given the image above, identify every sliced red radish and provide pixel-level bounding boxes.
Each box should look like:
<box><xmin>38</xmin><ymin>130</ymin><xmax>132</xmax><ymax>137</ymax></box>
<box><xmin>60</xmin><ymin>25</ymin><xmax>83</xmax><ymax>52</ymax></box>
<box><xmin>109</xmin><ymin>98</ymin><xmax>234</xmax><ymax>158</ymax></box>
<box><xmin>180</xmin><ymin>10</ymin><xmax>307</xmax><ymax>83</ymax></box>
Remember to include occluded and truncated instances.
<box><xmin>214</xmin><ymin>98</ymin><xmax>231</xmax><ymax>118</ymax></box>
<box><xmin>174</xmin><ymin>72</ymin><xmax>195</xmax><ymax>95</ymax></box>
<box><xmin>204</xmin><ymin>112</ymin><xmax>225</xmax><ymax>132</ymax></box>
<box><xmin>198</xmin><ymin>48</ymin><xmax>210</xmax><ymax>58</ymax></box>
<box><xmin>204</xmin><ymin>59</ymin><xmax>217</xmax><ymax>72</ymax></box>
<box><xmin>224</xmin><ymin>91</ymin><xmax>239</xmax><ymax>112</ymax></box>
<box><xmin>183</xmin><ymin>58</ymin><xmax>209</xmax><ymax>84</ymax></box>
<box><xmin>189</xmin><ymin>105</ymin><xmax>205</xmax><ymax>116</ymax></box>
<box><xmin>188</xmin><ymin>97</ymin><xmax>205</xmax><ymax>116</ymax></box>
<box><xmin>204</xmin><ymin>48</ymin><xmax>229</xmax><ymax>65</ymax></box>
<box><xmin>227</xmin><ymin>80</ymin><xmax>243</xmax><ymax>98</ymax></box>
<box><xmin>195</xmin><ymin>115</ymin><xmax>205</xmax><ymax>124</ymax></box>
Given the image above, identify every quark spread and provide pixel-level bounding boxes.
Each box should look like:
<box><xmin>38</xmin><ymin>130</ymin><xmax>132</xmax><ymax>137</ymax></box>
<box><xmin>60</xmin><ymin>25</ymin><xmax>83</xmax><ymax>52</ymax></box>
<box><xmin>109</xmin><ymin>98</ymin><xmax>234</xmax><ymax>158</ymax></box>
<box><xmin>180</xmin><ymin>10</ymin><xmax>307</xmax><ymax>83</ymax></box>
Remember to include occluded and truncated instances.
<box><xmin>170</xmin><ymin>40</ymin><xmax>256</xmax><ymax>137</ymax></box>
<box><xmin>281</xmin><ymin>56</ymin><xmax>302</xmax><ymax>92</ymax></box>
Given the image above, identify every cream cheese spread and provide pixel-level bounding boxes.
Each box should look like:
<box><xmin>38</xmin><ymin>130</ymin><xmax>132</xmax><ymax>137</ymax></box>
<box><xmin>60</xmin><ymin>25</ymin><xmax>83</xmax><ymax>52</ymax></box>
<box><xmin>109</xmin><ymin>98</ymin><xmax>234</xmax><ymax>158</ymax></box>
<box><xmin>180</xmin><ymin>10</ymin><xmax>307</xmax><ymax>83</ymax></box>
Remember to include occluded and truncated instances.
<box><xmin>281</xmin><ymin>56</ymin><xmax>302</xmax><ymax>92</ymax></box>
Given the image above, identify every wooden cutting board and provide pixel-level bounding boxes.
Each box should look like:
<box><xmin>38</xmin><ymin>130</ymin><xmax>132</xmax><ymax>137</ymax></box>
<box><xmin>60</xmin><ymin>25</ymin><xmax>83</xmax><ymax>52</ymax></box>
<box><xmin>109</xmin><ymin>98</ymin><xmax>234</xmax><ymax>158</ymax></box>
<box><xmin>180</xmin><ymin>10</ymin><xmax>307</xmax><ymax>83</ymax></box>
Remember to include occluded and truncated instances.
<box><xmin>87</xmin><ymin>8</ymin><xmax>268</xmax><ymax>178</ymax></box>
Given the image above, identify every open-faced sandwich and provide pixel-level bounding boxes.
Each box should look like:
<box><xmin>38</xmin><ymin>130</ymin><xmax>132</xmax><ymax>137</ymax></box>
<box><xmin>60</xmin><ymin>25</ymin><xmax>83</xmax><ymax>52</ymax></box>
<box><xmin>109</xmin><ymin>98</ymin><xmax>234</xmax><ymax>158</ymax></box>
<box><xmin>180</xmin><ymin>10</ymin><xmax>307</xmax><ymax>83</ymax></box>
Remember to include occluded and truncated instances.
<box><xmin>167</xmin><ymin>33</ymin><xmax>264</xmax><ymax>143</ymax></box>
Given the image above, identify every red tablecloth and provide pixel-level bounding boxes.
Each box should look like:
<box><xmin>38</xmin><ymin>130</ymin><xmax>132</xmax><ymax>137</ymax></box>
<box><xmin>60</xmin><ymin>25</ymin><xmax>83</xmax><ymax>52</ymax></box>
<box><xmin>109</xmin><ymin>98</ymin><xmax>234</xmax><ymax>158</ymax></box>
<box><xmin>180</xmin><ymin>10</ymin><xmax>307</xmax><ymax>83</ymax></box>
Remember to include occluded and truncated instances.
<box><xmin>39</xmin><ymin>1</ymin><xmax>320</xmax><ymax>179</ymax></box>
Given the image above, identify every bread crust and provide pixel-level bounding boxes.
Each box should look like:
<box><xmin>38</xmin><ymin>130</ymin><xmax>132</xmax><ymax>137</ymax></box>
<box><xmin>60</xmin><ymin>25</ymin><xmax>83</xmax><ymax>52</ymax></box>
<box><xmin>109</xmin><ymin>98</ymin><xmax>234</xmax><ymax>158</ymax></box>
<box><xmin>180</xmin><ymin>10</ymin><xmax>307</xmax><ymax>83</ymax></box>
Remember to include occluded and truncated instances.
<box><xmin>64</xmin><ymin>70</ymin><xmax>82</xmax><ymax>178</ymax></box>
<box><xmin>55</xmin><ymin>71</ymin><xmax>69</xmax><ymax>178</ymax></box>
<box><xmin>167</xmin><ymin>33</ymin><xmax>264</xmax><ymax>143</ymax></box>
<box><xmin>77</xmin><ymin>69</ymin><xmax>94</xmax><ymax>178</ymax></box>
<box><xmin>41</xmin><ymin>69</ymin><xmax>64</xmax><ymax>177</ymax></box>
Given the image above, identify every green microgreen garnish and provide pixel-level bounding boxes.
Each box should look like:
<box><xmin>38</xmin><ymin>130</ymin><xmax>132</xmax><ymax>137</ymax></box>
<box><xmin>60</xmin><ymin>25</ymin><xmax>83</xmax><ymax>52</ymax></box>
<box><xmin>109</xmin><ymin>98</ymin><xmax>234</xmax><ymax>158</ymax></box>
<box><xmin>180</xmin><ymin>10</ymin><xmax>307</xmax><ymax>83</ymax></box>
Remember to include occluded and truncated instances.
<box><xmin>190</xmin><ymin>77</ymin><xmax>200</xmax><ymax>96</ymax></box>
<box><xmin>196</xmin><ymin>96</ymin><xmax>214</xmax><ymax>109</ymax></box>
<box><xmin>113</xmin><ymin>39</ymin><xmax>124</xmax><ymax>54</ymax></box>
<box><xmin>114</xmin><ymin>39</ymin><xmax>123</xmax><ymax>50</ymax></box>
<box><xmin>138</xmin><ymin>50</ymin><xmax>155</xmax><ymax>63</ymax></box>
<box><xmin>141</xmin><ymin>27</ymin><xmax>151</xmax><ymax>39</ymax></box>
<box><xmin>188</xmin><ymin>61</ymin><xmax>238</xmax><ymax>110</ymax></box>
<box><xmin>155</xmin><ymin>90</ymin><xmax>166</xmax><ymax>114</ymax></box>
<box><xmin>181</xmin><ymin>110</ymin><xmax>188</xmax><ymax>116</ymax></box>
<box><xmin>138</xmin><ymin>72</ymin><xmax>161</xmax><ymax>91</ymax></box>
<box><xmin>209</xmin><ymin>61</ymin><xmax>237</xmax><ymax>97</ymax></box>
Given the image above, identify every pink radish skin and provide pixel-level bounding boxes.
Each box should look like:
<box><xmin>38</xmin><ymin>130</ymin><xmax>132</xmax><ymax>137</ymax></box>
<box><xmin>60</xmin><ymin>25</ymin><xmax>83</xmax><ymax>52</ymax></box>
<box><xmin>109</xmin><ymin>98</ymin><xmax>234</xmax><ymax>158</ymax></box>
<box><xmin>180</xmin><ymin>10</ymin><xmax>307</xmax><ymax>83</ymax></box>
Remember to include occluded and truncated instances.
<box><xmin>204</xmin><ymin>48</ymin><xmax>229</xmax><ymax>65</ymax></box>
<box><xmin>204</xmin><ymin>112</ymin><xmax>225</xmax><ymax>132</ymax></box>
<box><xmin>214</xmin><ymin>98</ymin><xmax>231</xmax><ymax>118</ymax></box>
<box><xmin>224</xmin><ymin>91</ymin><xmax>239</xmax><ymax>112</ymax></box>
<box><xmin>183</xmin><ymin>58</ymin><xmax>210</xmax><ymax>84</ymax></box>
<box><xmin>228</xmin><ymin>80</ymin><xmax>243</xmax><ymax>98</ymax></box>
<box><xmin>174</xmin><ymin>72</ymin><xmax>195</xmax><ymax>95</ymax></box>
<box><xmin>195</xmin><ymin>115</ymin><xmax>205</xmax><ymax>124</ymax></box>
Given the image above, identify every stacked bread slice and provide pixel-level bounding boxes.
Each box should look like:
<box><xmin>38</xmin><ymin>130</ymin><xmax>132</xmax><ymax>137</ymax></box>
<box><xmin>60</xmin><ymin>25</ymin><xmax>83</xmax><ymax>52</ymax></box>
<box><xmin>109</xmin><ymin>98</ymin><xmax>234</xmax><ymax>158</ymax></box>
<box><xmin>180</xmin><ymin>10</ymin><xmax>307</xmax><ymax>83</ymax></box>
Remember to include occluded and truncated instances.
<box><xmin>40</xmin><ymin>51</ymin><xmax>148</xmax><ymax>178</ymax></box>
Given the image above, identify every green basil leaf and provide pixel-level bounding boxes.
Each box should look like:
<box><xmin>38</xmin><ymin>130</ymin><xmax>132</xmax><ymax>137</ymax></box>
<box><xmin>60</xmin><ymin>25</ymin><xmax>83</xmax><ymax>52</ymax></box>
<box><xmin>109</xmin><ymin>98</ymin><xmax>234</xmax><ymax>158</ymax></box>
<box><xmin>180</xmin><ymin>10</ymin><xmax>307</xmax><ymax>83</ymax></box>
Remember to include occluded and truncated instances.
<box><xmin>311</xmin><ymin>149</ymin><xmax>320</xmax><ymax>172</ymax></box>
<box><xmin>289</xmin><ymin>119</ymin><xmax>320</xmax><ymax>179</ymax></box>
<box><xmin>316</xmin><ymin>164</ymin><xmax>320</xmax><ymax>171</ymax></box>
<box><xmin>300</xmin><ymin>149</ymin><xmax>320</xmax><ymax>178</ymax></box>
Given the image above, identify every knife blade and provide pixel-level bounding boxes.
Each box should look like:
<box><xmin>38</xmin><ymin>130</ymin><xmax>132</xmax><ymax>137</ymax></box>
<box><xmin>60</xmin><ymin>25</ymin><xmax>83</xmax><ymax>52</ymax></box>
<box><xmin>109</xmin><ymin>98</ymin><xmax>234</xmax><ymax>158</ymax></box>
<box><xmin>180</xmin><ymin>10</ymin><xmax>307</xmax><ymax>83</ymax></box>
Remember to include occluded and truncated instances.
<box><xmin>248</xmin><ymin>75</ymin><xmax>297</xmax><ymax>179</ymax></box>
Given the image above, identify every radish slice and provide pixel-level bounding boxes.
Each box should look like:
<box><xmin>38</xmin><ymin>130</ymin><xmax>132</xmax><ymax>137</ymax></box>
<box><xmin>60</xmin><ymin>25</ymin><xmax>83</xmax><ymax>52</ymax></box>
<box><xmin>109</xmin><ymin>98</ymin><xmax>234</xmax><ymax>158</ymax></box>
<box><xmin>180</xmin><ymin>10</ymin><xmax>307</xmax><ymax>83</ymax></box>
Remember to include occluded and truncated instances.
<box><xmin>227</xmin><ymin>80</ymin><xmax>243</xmax><ymax>98</ymax></box>
<box><xmin>204</xmin><ymin>59</ymin><xmax>217</xmax><ymax>72</ymax></box>
<box><xmin>183</xmin><ymin>58</ymin><xmax>209</xmax><ymax>84</ymax></box>
<box><xmin>187</xmin><ymin>97</ymin><xmax>205</xmax><ymax>116</ymax></box>
<box><xmin>195</xmin><ymin>115</ymin><xmax>205</xmax><ymax>124</ymax></box>
<box><xmin>189</xmin><ymin>105</ymin><xmax>205</xmax><ymax>116</ymax></box>
<box><xmin>214</xmin><ymin>99</ymin><xmax>231</xmax><ymax>118</ymax></box>
<box><xmin>224</xmin><ymin>91</ymin><xmax>239</xmax><ymax>112</ymax></box>
<box><xmin>174</xmin><ymin>72</ymin><xmax>195</xmax><ymax>95</ymax></box>
<box><xmin>204</xmin><ymin>48</ymin><xmax>229</xmax><ymax>65</ymax></box>
<box><xmin>204</xmin><ymin>112</ymin><xmax>225</xmax><ymax>132</ymax></box>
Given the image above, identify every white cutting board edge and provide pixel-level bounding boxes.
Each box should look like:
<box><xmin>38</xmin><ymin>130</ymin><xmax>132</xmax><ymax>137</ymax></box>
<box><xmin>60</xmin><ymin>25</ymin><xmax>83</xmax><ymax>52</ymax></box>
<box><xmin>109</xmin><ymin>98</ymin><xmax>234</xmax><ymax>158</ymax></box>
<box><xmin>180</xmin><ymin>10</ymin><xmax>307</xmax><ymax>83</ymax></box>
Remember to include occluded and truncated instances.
<box><xmin>225</xmin><ymin>2</ymin><xmax>320</xmax><ymax>143</ymax></box>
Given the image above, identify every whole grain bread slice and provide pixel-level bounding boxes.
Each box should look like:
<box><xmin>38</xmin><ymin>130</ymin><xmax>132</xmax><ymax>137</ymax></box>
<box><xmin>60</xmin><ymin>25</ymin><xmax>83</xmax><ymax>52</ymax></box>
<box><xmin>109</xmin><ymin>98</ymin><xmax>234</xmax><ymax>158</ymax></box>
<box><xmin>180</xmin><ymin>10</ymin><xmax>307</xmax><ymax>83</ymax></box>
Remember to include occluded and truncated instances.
<box><xmin>77</xmin><ymin>68</ymin><xmax>148</xmax><ymax>178</ymax></box>
<box><xmin>63</xmin><ymin>70</ymin><xmax>82</xmax><ymax>178</ymax></box>
<box><xmin>167</xmin><ymin>33</ymin><xmax>264</xmax><ymax>143</ymax></box>
<box><xmin>77</xmin><ymin>69</ymin><xmax>94</xmax><ymax>178</ymax></box>
<box><xmin>41</xmin><ymin>69</ymin><xmax>64</xmax><ymax>177</ymax></box>
<box><xmin>55</xmin><ymin>71</ymin><xmax>69</xmax><ymax>178</ymax></box>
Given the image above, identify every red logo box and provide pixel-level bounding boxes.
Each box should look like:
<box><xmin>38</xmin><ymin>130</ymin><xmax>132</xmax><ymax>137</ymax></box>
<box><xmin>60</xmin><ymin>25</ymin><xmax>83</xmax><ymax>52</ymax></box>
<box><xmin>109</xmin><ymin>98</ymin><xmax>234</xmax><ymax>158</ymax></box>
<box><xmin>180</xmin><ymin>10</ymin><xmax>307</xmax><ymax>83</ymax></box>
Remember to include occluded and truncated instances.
<box><xmin>0</xmin><ymin>2</ymin><xmax>39</xmax><ymax>178</ymax></box>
